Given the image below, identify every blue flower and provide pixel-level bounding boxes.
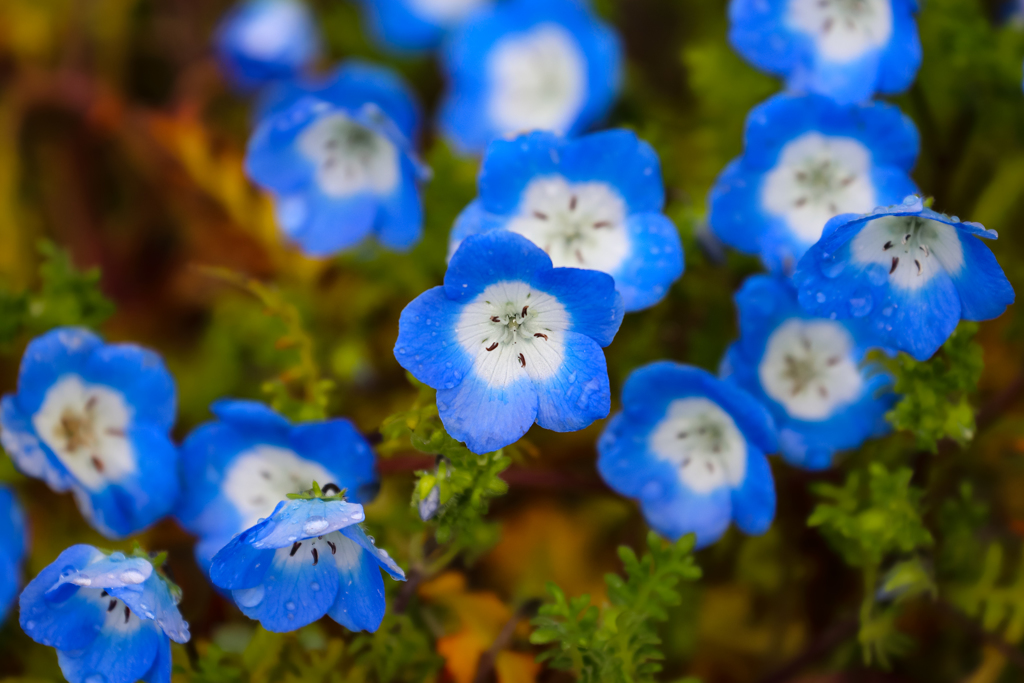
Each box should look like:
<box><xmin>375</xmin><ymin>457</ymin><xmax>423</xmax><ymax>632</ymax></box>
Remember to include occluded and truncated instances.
<box><xmin>0</xmin><ymin>327</ymin><xmax>179</xmax><ymax>538</ymax></box>
<box><xmin>720</xmin><ymin>275</ymin><xmax>895</xmax><ymax>470</ymax></box>
<box><xmin>448</xmin><ymin>130</ymin><xmax>684</xmax><ymax>312</ymax></box>
<box><xmin>438</xmin><ymin>0</ymin><xmax>622</xmax><ymax>153</ymax></box>
<box><xmin>246</xmin><ymin>96</ymin><xmax>427</xmax><ymax>257</ymax></box>
<box><xmin>209</xmin><ymin>495</ymin><xmax>405</xmax><ymax>633</ymax></box>
<box><xmin>708</xmin><ymin>93</ymin><xmax>919</xmax><ymax>273</ymax></box>
<box><xmin>176</xmin><ymin>400</ymin><xmax>379</xmax><ymax>576</ymax></box>
<box><xmin>792</xmin><ymin>196</ymin><xmax>1016</xmax><ymax>361</ymax></box>
<box><xmin>357</xmin><ymin>0</ymin><xmax>492</xmax><ymax>52</ymax></box>
<box><xmin>0</xmin><ymin>486</ymin><xmax>27</xmax><ymax>623</ymax></box>
<box><xmin>215</xmin><ymin>0</ymin><xmax>321</xmax><ymax>91</ymax></box>
<box><xmin>20</xmin><ymin>545</ymin><xmax>189</xmax><ymax>683</ymax></box>
<box><xmin>395</xmin><ymin>231</ymin><xmax>624</xmax><ymax>454</ymax></box>
<box><xmin>597</xmin><ymin>362</ymin><xmax>778</xmax><ymax>548</ymax></box>
<box><xmin>258</xmin><ymin>60</ymin><xmax>421</xmax><ymax>142</ymax></box>
<box><xmin>729</xmin><ymin>0</ymin><xmax>921</xmax><ymax>104</ymax></box>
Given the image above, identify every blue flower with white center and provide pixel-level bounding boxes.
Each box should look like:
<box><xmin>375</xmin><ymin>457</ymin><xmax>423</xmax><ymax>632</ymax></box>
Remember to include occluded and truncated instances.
<box><xmin>0</xmin><ymin>487</ymin><xmax>27</xmax><ymax>623</ymax></box>
<box><xmin>729</xmin><ymin>0</ymin><xmax>921</xmax><ymax>104</ymax></box>
<box><xmin>20</xmin><ymin>545</ymin><xmax>189</xmax><ymax>683</ymax></box>
<box><xmin>720</xmin><ymin>275</ymin><xmax>895</xmax><ymax>470</ymax></box>
<box><xmin>215</xmin><ymin>0</ymin><xmax>321</xmax><ymax>91</ymax></box>
<box><xmin>0</xmin><ymin>327</ymin><xmax>179</xmax><ymax>538</ymax></box>
<box><xmin>448</xmin><ymin>130</ymin><xmax>683</xmax><ymax>313</ymax></box>
<box><xmin>247</xmin><ymin>96</ymin><xmax>427</xmax><ymax>257</ymax></box>
<box><xmin>438</xmin><ymin>0</ymin><xmax>622</xmax><ymax>154</ymax></box>
<box><xmin>708</xmin><ymin>93</ymin><xmax>919</xmax><ymax>273</ymax></box>
<box><xmin>597</xmin><ymin>362</ymin><xmax>778</xmax><ymax>548</ymax></box>
<box><xmin>357</xmin><ymin>0</ymin><xmax>492</xmax><ymax>52</ymax></box>
<box><xmin>395</xmin><ymin>231</ymin><xmax>624</xmax><ymax>454</ymax></box>
<box><xmin>208</xmin><ymin>489</ymin><xmax>405</xmax><ymax>633</ymax></box>
<box><xmin>258</xmin><ymin>60</ymin><xmax>421</xmax><ymax>142</ymax></box>
<box><xmin>175</xmin><ymin>399</ymin><xmax>379</xmax><ymax>577</ymax></box>
<box><xmin>792</xmin><ymin>196</ymin><xmax>1016</xmax><ymax>362</ymax></box>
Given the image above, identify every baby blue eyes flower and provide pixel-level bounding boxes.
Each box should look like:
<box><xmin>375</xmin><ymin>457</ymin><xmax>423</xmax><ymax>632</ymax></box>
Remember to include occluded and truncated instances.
<box><xmin>597</xmin><ymin>362</ymin><xmax>778</xmax><ymax>548</ymax></box>
<box><xmin>708</xmin><ymin>93</ymin><xmax>919</xmax><ymax>273</ymax></box>
<box><xmin>720</xmin><ymin>275</ymin><xmax>895</xmax><ymax>470</ymax></box>
<box><xmin>20</xmin><ymin>545</ymin><xmax>189</xmax><ymax>683</ymax></box>
<box><xmin>395</xmin><ymin>231</ymin><xmax>624</xmax><ymax>455</ymax></box>
<box><xmin>176</xmin><ymin>399</ymin><xmax>379</xmax><ymax>576</ymax></box>
<box><xmin>246</xmin><ymin>96</ymin><xmax>427</xmax><ymax>257</ymax></box>
<box><xmin>449</xmin><ymin>130</ymin><xmax>684</xmax><ymax>312</ymax></box>
<box><xmin>0</xmin><ymin>487</ymin><xmax>27</xmax><ymax>623</ymax></box>
<box><xmin>792</xmin><ymin>196</ymin><xmax>1016</xmax><ymax>362</ymax></box>
<box><xmin>357</xmin><ymin>0</ymin><xmax>492</xmax><ymax>52</ymax></box>
<box><xmin>209</xmin><ymin>496</ymin><xmax>405</xmax><ymax>633</ymax></box>
<box><xmin>215</xmin><ymin>0</ymin><xmax>321</xmax><ymax>91</ymax></box>
<box><xmin>729</xmin><ymin>0</ymin><xmax>921</xmax><ymax>104</ymax></box>
<box><xmin>439</xmin><ymin>0</ymin><xmax>622</xmax><ymax>153</ymax></box>
<box><xmin>0</xmin><ymin>327</ymin><xmax>179</xmax><ymax>539</ymax></box>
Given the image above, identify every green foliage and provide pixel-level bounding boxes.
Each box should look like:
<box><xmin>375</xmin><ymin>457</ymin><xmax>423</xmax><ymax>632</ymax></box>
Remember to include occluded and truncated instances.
<box><xmin>0</xmin><ymin>240</ymin><xmax>114</xmax><ymax>346</ymax></box>
<box><xmin>870</xmin><ymin>322</ymin><xmax>983</xmax><ymax>452</ymax></box>
<box><xmin>347</xmin><ymin>613</ymin><xmax>444</xmax><ymax>683</ymax></box>
<box><xmin>530</xmin><ymin>532</ymin><xmax>702</xmax><ymax>683</ymax></box>
<box><xmin>936</xmin><ymin>482</ymin><xmax>990</xmax><ymax>579</ymax></box>
<box><xmin>947</xmin><ymin>544</ymin><xmax>1024</xmax><ymax>646</ymax></box>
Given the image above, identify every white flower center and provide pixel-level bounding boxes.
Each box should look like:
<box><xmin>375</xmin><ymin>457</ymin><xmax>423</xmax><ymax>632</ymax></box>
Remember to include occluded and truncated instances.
<box><xmin>762</xmin><ymin>132</ymin><xmax>876</xmax><ymax>246</ymax></box>
<box><xmin>486</xmin><ymin>23</ymin><xmax>587</xmax><ymax>135</ymax></box>
<box><xmin>298</xmin><ymin>112</ymin><xmax>400</xmax><ymax>198</ymax></box>
<box><xmin>758</xmin><ymin>319</ymin><xmax>863</xmax><ymax>421</ymax></box>
<box><xmin>237</xmin><ymin>0</ymin><xmax>309</xmax><ymax>60</ymax></box>
<box><xmin>849</xmin><ymin>215</ymin><xmax>965</xmax><ymax>291</ymax></box>
<box><xmin>407</xmin><ymin>0</ymin><xmax>488</xmax><ymax>23</ymax></box>
<box><xmin>788</xmin><ymin>0</ymin><xmax>893</xmax><ymax>62</ymax></box>
<box><xmin>649</xmin><ymin>398</ymin><xmax>747</xmax><ymax>495</ymax></box>
<box><xmin>84</xmin><ymin>587</ymin><xmax>146</xmax><ymax>634</ymax></box>
<box><xmin>505</xmin><ymin>177</ymin><xmax>630</xmax><ymax>274</ymax></box>
<box><xmin>32</xmin><ymin>375</ymin><xmax>135</xmax><ymax>491</ymax></box>
<box><xmin>222</xmin><ymin>446</ymin><xmax>335</xmax><ymax>531</ymax></box>
<box><xmin>455</xmin><ymin>281</ymin><xmax>570</xmax><ymax>388</ymax></box>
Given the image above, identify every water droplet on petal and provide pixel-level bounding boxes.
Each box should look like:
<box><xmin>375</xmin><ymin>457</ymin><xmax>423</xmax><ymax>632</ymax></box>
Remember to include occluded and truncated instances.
<box><xmin>849</xmin><ymin>291</ymin><xmax>873</xmax><ymax>317</ymax></box>
<box><xmin>285</xmin><ymin>601</ymin><xmax>296</xmax><ymax>611</ymax></box>
<box><xmin>70</xmin><ymin>577</ymin><xmax>92</xmax><ymax>587</ymax></box>
<box><xmin>85</xmin><ymin>675</ymin><xmax>106</xmax><ymax>683</ymax></box>
<box><xmin>119</xmin><ymin>570</ymin><xmax>146</xmax><ymax>585</ymax></box>
<box><xmin>311</xmin><ymin>582</ymin><xmax>320</xmax><ymax>591</ymax></box>
<box><xmin>235</xmin><ymin>585</ymin><xmax>265</xmax><ymax>608</ymax></box>
<box><xmin>815</xmin><ymin>292</ymin><xmax>826</xmax><ymax>304</ymax></box>
<box><xmin>303</xmin><ymin>516</ymin><xmax>329</xmax><ymax>536</ymax></box>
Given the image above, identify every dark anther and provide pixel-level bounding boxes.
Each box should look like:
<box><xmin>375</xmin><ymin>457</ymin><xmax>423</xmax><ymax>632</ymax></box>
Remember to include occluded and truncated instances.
<box><xmin>569</xmin><ymin>195</ymin><xmax>577</xmax><ymax>211</ymax></box>
<box><xmin>883</xmin><ymin>241</ymin><xmax>893</xmax><ymax>250</ymax></box>
<box><xmin>534</xmin><ymin>333</ymin><xmax>548</xmax><ymax>341</ymax></box>
<box><xmin>682</xmin><ymin>457</ymin><xmax>691</xmax><ymax>467</ymax></box>
<box><xmin>796</xmin><ymin>171</ymin><xmax>807</xmax><ymax>180</ymax></box>
<box><xmin>793</xmin><ymin>197</ymin><xmax>807</xmax><ymax>208</ymax></box>
<box><xmin>318</xmin><ymin>536</ymin><xmax>323</xmax><ymax>539</ymax></box>
<box><xmin>575</xmin><ymin>248</ymin><xmax>585</xmax><ymax>264</ymax></box>
<box><xmin>822</xmin><ymin>17</ymin><xmax>833</xmax><ymax>32</ymax></box>
<box><xmin>800</xmin><ymin>337</ymin><xmax>811</xmax><ymax>351</ymax></box>
<box><xmin>85</xmin><ymin>396</ymin><xmax>98</xmax><ymax>411</ymax></box>
<box><xmin>91</xmin><ymin>456</ymin><xmax>104</xmax><ymax>473</ymax></box>
<box><xmin>490</xmin><ymin>316</ymin><xmax>501</xmax><ymax>323</ymax></box>
<box><xmin>250</xmin><ymin>497</ymin><xmax>265</xmax><ymax>506</ymax></box>
<box><xmin>290</xmin><ymin>542</ymin><xmax>302</xmax><ymax>556</ymax></box>
<box><xmin>840</xmin><ymin>176</ymin><xmax>855</xmax><ymax>187</ymax></box>
<box><xmin>592</xmin><ymin>221</ymin><xmax>611</xmax><ymax>229</ymax></box>
<box><xmin>890</xmin><ymin>257</ymin><xmax>899</xmax><ymax>274</ymax></box>
<box><xmin>322</xmin><ymin>483</ymin><xmax>341</xmax><ymax>495</ymax></box>
<box><xmin>261</xmin><ymin>471</ymin><xmax>271</xmax><ymax>480</ymax></box>
<box><xmin>902</xmin><ymin>233</ymin><xmax>911</xmax><ymax>244</ymax></box>
<box><xmin>532</xmin><ymin>211</ymin><xmax>549</xmax><ymax>220</ymax></box>
<box><xmin>827</xmin><ymin>356</ymin><xmax>840</xmax><ymax>366</ymax></box>
<box><xmin>521</xmin><ymin>305</ymin><xmax>528</xmax><ymax>318</ymax></box>
<box><xmin>311</xmin><ymin>548</ymin><xmax>319</xmax><ymax>566</ymax></box>
<box><xmin>101</xmin><ymin>590</ymin><xmax>108</xmax><ymax>597</ymax></box>
<box><xmin>678</xmin><ymin>431</ymin><xmax>689</xmax><ymax>439</ymax></box>
<box><xmin>327</xmin><ymin>541</ymin><xmax>337</xmax><ymax>555</ymax></box>
<box><xmin>706</xmin><ymin>462</ymin><xmax>715</xmax><ymax>473</ymax></box>
<box><xmin>518</xmin><ymin>353</ymin><xmax>526</xmax><ymax>368</ymax></box>
<box><xmin>124</xmin><ymin>606</ymin><xmax>131</xmax><ymax>623</ymax></box>
<box><xmin>915</xmin><ymin>259</ymin><xmax>922</xmax><ymax>274</ymax></box>
<box><xmin>819</xmin><ymin>386</ymin><xmax>829</xmax><ymax>398</ymax></box>
<box><xmin>828</xmin><ymin>202</ymin><xmax>837</xmax><ymax>214</ymax></box>
<box><xmin>105</xmin><ymin>427</ymin><xmax>125</xmax><ymax>437</ymax></box>
<box><xmin>108</xmin><ymin>599</ymin><xmax>117</xmax><ymax>612</ymax></box>
<box><xmin>920</xmin><ymin>244</ymin><xmax>930</xmax><ymax>257</ymax></box>
<box><xmin>712</xmin><ymin>444</ymin><xmax>721</xmax><ymax>453</ymax></box>
<box><xmin>485</xmin><ymin>342</ymin><xmax>499</xmax><ymax>352</ymax></box>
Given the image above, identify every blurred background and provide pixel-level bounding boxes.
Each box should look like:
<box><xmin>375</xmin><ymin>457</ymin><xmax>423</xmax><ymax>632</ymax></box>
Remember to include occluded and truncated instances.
<box><xmin>2</xmin><ymin>0</ymin><xmax>1024</xmax><ymax>681</ymax></box>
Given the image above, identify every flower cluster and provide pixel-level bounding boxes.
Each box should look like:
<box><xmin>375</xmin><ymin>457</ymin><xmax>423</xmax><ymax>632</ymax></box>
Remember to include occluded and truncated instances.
<box><xmin>216</xmin><ymin>0</ymin><xmax>321</xmax><ymax>91</ymax></box>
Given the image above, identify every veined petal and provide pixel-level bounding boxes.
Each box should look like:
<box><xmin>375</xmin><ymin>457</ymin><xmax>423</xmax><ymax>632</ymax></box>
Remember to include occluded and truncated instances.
<box><xmin>57</xmin><ymin>618</ymin><xmax>161</xmax><ymax>683</ymax></box>
<box><xmin>437</xmin><ymin>373</ymin><xmax>539</xmax><ymax>455</ymax></box>
<box><xmin>533</xmin><ymin>332</ymin><xmax>610</xmax><ymax>432</ymax></box>
<box><xmin>250</xmin><ymin>499</ymin><xmax>366</xmax><ymax>549</ymax></box>
<box><xmin>328</xmin><ymin>535</ymin><xmax>386</xmax><ymax>632</ymax></box>
<box><xmin>20</xmin><ymin>545</ymin><xmax>107</xmax><ymax>650</ymax></box>
<box><xmin>394</xmin><ymin>287</ymin><xmax>473</xmax><ymax>391</ymax></box>
<box><xmin>339</xmin><ymin>525</ymin><xmax>405</xmax><ymax>581</ymax></box>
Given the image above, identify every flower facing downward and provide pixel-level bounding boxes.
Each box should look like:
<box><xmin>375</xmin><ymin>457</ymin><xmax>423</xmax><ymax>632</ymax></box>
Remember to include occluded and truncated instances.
<box><xmin>357</xmin><ymin>0</ymin><xmax>492</xmax><ymax>52</ymax></box>
<box><xmin>209</xmin><ymin>488</ymin><xmax>405</xmax><ymax>633</ymax></box>
<box><xmin>215</xmin><ymin>0</ymin><xmax>321</xmax><ymax>91</ymax></box>
<box><xmin>20</xmin><ymin>545</ymin><xmax>189</xmax><ymax>683</ymax></box>
<box><xmin>246</xmin><ymin>97</ymin><xmax>427</xmax><ymax>257</ymax></box>
<box><xmin>0</xmin><ymin>487</ymin><xmax>27</xmax><ymax>623</ymax></box>
<box><xmin>721</xmin><ymin>276</ymin><xmax>895</xmax><ymax>470</ymax></box>
<box><xmin>395</xmin><ymin>231</ymin><xmax>624</xmax><ymax>454</ymax></box>
<box><xmin>708</xmin><ymin>94</ymin><xmax>919</xmax><ymax>273</ymax></box>
<box><xmin>792</xmin><ymin>196</ymin><xmax>1015</xmax><ymax>362</ymax></box>
<box><xmin>729</xmin><ymin>0</ymin><xmax>921</xmax><ymax>104</ymax></box>
<box><xmin>0</xmin><ymin>327</ymin><xmax>179</xmax><ymax>538</ymax></box>
<box><xmin>449</xmin><ymin>130</ymin><xmax>684</xmax><ymax>312</ymax></box>
<box><xmin>438</xmin><ymin>0</ymin><xmax>621</xmax><ymax>153</ymax></box>
<box><xmin>176</xmin><ymin>400</ymin><xmax>379</xmax><ymax>577</ymax></box>
<box><xmin>597</xmin><ymin>363</ymin><xmax>778</xmax><ymax>548</ymax></box>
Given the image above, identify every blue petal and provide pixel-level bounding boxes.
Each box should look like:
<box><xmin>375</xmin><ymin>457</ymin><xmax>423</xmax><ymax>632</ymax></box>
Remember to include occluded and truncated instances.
<box><xmin>175</xmin><ymin>422</ymin><xmax>252</xmax><ymax>540</ymax></box>
<box><xmin>327</xmin><ymin>535</ymin><xmax>386</xmax><ymax>632</ymax></box>
<box><xmin>950</xmin><ymin>234</ymin><xmax>1015</xmax><ymax>321</ymax></box>
<box><xmin>707</xmin><ymin>158</ymin><xmax>771</xmax><ymax>256</ymax></box>
<box><xmin>112</xmin><ymin>575</ymin><xmax>190</xmax><ymax>644</ymax></box>
<box><xmin>789</xmin><ymin>49</ymin><xmax>884</xmax><ymax>107</ymax></box>
<box><xmin>233</xmin><ymin>539</ymin><xmax>341</xmax><ymax>633</ymax></box>
<box><xmin>0</xmin><ymin>550</ymin><xmax>20</xmax><ymax>624</ymax></box>
<box><xmin>443</xmin><ymin>232</ymin><xmax>554</xmax><ymax>303</ymax></box>
<box><xmin>288</xmin><ymin>421</ymin><xmax>379</xmax><ymax>504</ymax></box>
<box><xmin>210</xmin><ymin>399</ymin><xmax>293</xmax><ymax>435</ymax></box>
<box><xmin>20</xmin><ymin>545</ymin><xmax>106</xmax><ymax>650</ymax></box>
<box><xmin>533</xmin><ymin>333</ymin><xmax>610</xmax><ymax>433</ymax></box>
<box><xmin>57</xmin><ymin>620</ymin><xmax>161</xmax><ymax>683</ymax></box>
<box><xmin>436</xmin><ymin>374</ymin><xmax>539</xmax><ymax>455</ymax></box>
<box><xmin>597</xmin><ymin>413</ymin><xmax>676</xmax><ymax>500</ymax></box>
<box><xmin>610</xmin><ymin>212</ymin><xmax>684</xmax><ymax>312</ymax></box>
<box><xmin>532</xmin><ymin>267</ymin><xmax>624</xmax><ymax>347</ymax></box>
<box><xmin>476</xmin><ymin>132</ymin><xmax>565</xmax><ymax>214</ymax></box>
<box><xmin>875</xmin><ymin>0</ymin><xmax>922</xmax><ymax>95</ymax></box>
<box><xmin>277</xmin><ymin>189</ymin><xmax>379</xmax><ymax>257</ymax></box>
<box><xmin>1</xmin><ymin>394</ymin><xmax>73</xmax><ymax>491</ymax></box>
<box><xmin>141</xmin><ymin>633</ymin><xmax>172</xmax><ymax>683</ymax></box>
<box><xmin>250</xmin><ymin>499</ymin><xmax>366</xmax><ymax>549</ymax></box>
<box><xmin>339</xmin><ymin>525</ymin><xmax>406</xmax><ymax>581</ymax></box>
<box><xmin>728</xmin><ymin>0</ymin><xmax>800</xmax><ymax>78</ymax></box>
<box><xmin>209</xmin><ymin>525</ymin><xmax>275</xmax><ymax>590</ymax></box>
<box><xmin>729</xmin><ymin>446</ymin><xmax>776</xmax><ymax>535</ymax></box>
<box><xmin>215</xmin><ymin>0</ymin><xmax>320</xmax><ymax>90</ymax></box>
<box><xmin>640</xmin><ymin>469</ymin><xmax>733</xmax><ymax>549</ymax></box>
<box><xmin>79</xmin><ymin>343</ymin><xmax>177</xmax><ymax>433</ymax></box>
<box><xmin>14</xmin><ymin>327</ymin><xmax>103</xmax><ymax>416</ymax></box>
<box><xmin>375</xmin><ymin>166</ymin><xmax>424</xmax><ymax>251</ymax></box>
<box><xmin>448</xmin><ymin>200</ymin><xmax>510</xmax><ymax>259</ymax></box>
<box><xmin>51</xmin><ymin>553</ymin><xmax>153</xmax><ymax>591</ymax></box>
<box><xmin>356</xmin><ymin>0</ymin><xmax>450</xmax><ymax>52</ymax></box>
